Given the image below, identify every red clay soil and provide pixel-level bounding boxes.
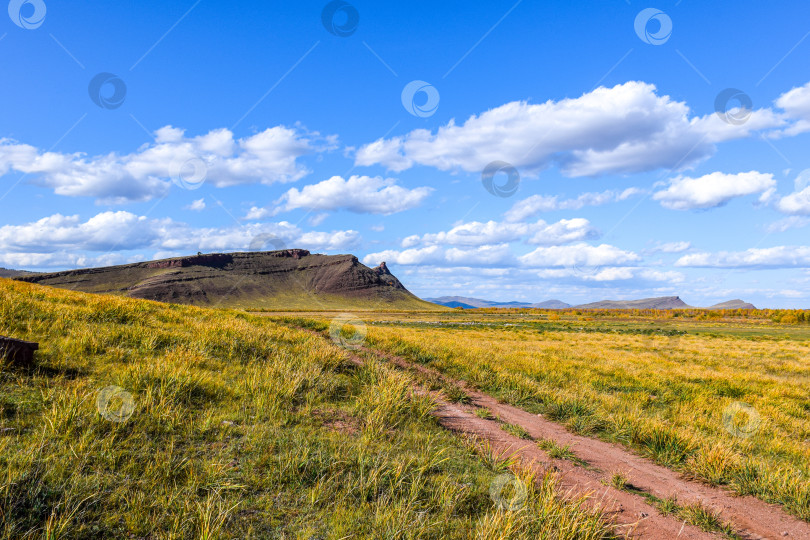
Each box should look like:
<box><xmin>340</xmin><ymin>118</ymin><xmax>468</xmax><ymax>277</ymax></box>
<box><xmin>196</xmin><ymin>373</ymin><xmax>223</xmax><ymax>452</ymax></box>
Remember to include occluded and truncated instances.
<box><xmin>363</xmin><ymin>345</ymin><xmax>810</xmax><ymax>540</ymax></box>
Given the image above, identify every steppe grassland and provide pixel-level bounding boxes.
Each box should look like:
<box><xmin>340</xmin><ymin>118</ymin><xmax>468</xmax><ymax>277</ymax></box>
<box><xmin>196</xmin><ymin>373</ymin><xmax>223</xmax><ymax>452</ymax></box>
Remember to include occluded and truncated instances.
<box><xmin>0</xmin><ymin>279</ymin><xmax>615</xmax><ymax>540</ymax></box>
<box><xmin>319</xmin><ymin>312</ymin><xmax>810</xmax><ymax>521</ymax></box>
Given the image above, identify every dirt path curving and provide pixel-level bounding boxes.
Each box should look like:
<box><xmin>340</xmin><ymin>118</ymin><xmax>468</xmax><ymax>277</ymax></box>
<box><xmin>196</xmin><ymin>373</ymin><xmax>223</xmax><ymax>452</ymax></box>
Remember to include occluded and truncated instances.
<box><xmin>362</xmin><ymin>344</ymin><xmax>810</xmax><ymax>540</ymax></box>
<box><xmin>298</xmin><ymin>329</ymin><xmax>719</xmax><ymax>538</ymax></box>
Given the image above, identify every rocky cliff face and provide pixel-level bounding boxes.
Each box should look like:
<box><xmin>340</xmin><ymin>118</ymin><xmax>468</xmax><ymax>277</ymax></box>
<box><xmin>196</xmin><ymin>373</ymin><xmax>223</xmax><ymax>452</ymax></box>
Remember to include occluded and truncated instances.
<box><xmin>16</xmin><ymin>250</ymin><xmax>433</xmax><ymax>310</ymax></box>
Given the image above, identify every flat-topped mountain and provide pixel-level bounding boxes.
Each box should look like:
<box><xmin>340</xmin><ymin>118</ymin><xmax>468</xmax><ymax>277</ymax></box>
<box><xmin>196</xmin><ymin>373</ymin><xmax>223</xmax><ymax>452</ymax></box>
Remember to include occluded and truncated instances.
<box><xmin>14</xmin><ymin>250</ymin><xmax>440</xmax><ymax>310</ymax></box>
<box><xmin>574</xmin><ymin>296</ymin><xmax>692</xmax><ymax>310</ymax></box>
<box><xmin>706</xmin><ymin>299</ymin><xmax>757</xmax><ymax>310</ymax></box>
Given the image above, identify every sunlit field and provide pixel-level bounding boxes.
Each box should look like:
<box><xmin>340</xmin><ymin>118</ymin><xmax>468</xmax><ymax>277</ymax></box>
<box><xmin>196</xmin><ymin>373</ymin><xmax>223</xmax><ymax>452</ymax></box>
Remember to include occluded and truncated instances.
<box><xmin>0</xmin><ymin>278</ymin><xmax>615</xmax><ymax>539</ymax></box>
<box><xmin>276</xmin><ymin>308</ymin><xmax>810</xmax><ymax>522</ymax></box>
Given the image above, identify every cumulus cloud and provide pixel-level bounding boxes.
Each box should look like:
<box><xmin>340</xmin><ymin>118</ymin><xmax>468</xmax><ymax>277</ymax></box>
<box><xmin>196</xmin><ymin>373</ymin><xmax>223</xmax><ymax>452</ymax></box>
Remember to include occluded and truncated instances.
<box><xmin>262</xmin><ymin>175</ymin><xmax>432</xmax><ymax>217</ymax></box>
<box><xmin>402</xmin><ymin>217</ymin><xmax>596</xmax><ymax>248</ymax></box>
<box><xmin>364</xmin><ymin>242</ymin><xmax>640</xmax><ymax>272</ymax></box>
<box><xmin>675</xmin><ymin>246</ymin><xmax>810</xmax><ymax>268</ymax></box>
<box><xmin>363</xmin><ymin>244</ymin><xmax>518</xmax><ymax>268</ymax></box>
<box><xmin>355</xmin><ymin>82</ymin><xmax>783</xmax><ymax>178</ymax></box>
<box><xmin>0</xmin><ymin>211</ymin><xmax>360</xmax><ymax>269</ymax></box>
<box><xmin>518</xmin><ymin>243</ymin><xmax>640</xmax><ymax>268</ymax></box>
<box><xmin>776</xmin><ymin>187</ymin><xmax>810</xmax><ymax>215</ymax></box>
<box><xmin>652</xmin><ymin>171</ymin><xmax>776</xmax><ymax>210</ymax></box>
<box><xmin>0</xmin><ymin>125</ymin><xmax>330</xmax><ymax>203</ymax></box>
<box><xmin>504</xmin><ymin>188</ymin><xmax>642</xmax><ymax>222</ymax></box>
<box><xmin>363</xmin><ymin>246</ymin><xmax>445</xmax><ymax>266</ymax></box>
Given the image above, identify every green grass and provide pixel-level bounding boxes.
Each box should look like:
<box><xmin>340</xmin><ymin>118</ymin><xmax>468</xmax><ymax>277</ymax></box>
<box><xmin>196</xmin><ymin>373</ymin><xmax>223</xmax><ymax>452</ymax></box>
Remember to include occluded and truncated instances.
<box><xmin>501</xmin><ymin>423</ymin><xmax>532</xmax><ymax>440</ymax></box>
<box><xmin>0</xmin><ymin>279</ymin><xmax>615</xmax><ymax>539</ymax></box>
<box><xmin>537</xmin><ymin>439</ymin><xmax>583</xmax><ymax>465</ymax></box>
<box><xmin>606</xmin><ymin>471</ymin><xmax>629</xmax><ymax>491</ymax></box>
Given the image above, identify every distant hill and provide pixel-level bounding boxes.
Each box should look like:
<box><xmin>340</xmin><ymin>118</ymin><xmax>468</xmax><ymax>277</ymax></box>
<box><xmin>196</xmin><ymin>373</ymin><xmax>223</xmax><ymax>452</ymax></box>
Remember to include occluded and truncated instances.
<box><xmin>425</xmin><ymin>294</ymin><xmax>762</xmax><ymax>310</ymax></box>
<box><xmin>532</xmin><ymin>300</ymin><xmax>572</xmax><ymax>309</ymax></box>
<box><xmin>14</xmin><ymin>250</ymin><xmax>441</xmax><ymax>311</ymax></box>
<box><xmin>574</xmin><ymin>296</ymin><xmax>693</xmax><ymax>310</ymax></box>
<box><xmin>706</xmin><ymin>299</ymin><xmax>757</xmax><ymax>310</ymax></box>
<box><xmin>425</xmin><ymin>296</ymin><xmax>571</xmax><ymax>309</ymax></box>
<box><xmin>0</xmin><ymin>267</ymin><xmax>32</xmax><ymax>278</ymax></box>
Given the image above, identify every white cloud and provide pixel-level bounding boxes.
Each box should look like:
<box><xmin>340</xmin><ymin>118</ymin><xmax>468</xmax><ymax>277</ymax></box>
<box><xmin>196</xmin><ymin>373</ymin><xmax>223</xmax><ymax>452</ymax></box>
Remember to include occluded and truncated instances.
<box><xmin>537</xmin><ymin>266</ymin><xmax>684</xmax><ymax>283</ymax></box>
<box><xmin>0</xmin><ymin>212</ymin><xmax>160</xmax><ymax>252</ymax></box>
<box><xmin>652</xmin><ymin>171</ymin><xmax>776</xmax><ymax>210</ymax></box>
<box><xmin>355</xmin><ymin>82</ymin><xmax>783</xmax><ymax>178</ymax></box>
<box><xmin>0</xmin><ymin>125</ymin><xmax>328</xmax><ymax>203</ymax></box>
<box><xmin>271</xmin><ymin>175</ymin><xmax>432</xmax><ymax>216</ymax></box>
<box><xmin>0</xmin><ymin>211</ymin><xmax>360</xmax><ymax>269</ymax></box>
<box><xmin>774</xmin><ymin>81</ymin><xmax>810</xmax><ymax>137</ymax></box>
<box><xmin>504</xmin><ymin>189</ymin><xmax>643</xmax><ymax>222</ymax></box>
<box><xmin>770</xmin><ymin>169</ymin><xmax>810</xmax><ymax>216</ymax></box>
<box><xmin>652</xmin><ymin>241</ymin><xmax>691</xmax><ymax>253</ymax></box>
<box><xmin>363</xmin><ymin>245</ymin><xmax>516</xmax><ymax>267</ymax></box>
<box><xmin>776</xmin><ymin>186</ymin><xmax>810</xmax><ymax>215</ymax></box>
<box><xmin>244</xmin><ymin>206</ymin><xmax>273</xmax><ymax>220</ymax></box>
<box><xmin>766</xmin><ymin>216</ymin><xmax>810</xmax><ymax>233</ymax></box>
<box><xmin>363</xmin><ymin>246</ymin><xmax>444</xmax><ymax>266</ymax></box>
<box><xmin>365</xmin><ymin>242</ymin><xmax>640</xmax><ymax>272</ymax></box>
<box><xmin>519</xmin><ymin>243</ymin><xmax>640</xmax><ymax>268</ymax></box>
<box><xmin>676</xmin><ymin>246</ymin><xmax>810</xmax><ymax>268</ymax></box>
<box><xmin>308</xmin><ymin>213</ymin><xmax>329</xmax><ymax>226</ymax></box>
<box><xmin>402</xmin><ymin>217</ymin><xmax>596</xmax><ymax>248</ymax></box>
<box><xmin>187</xmin><ymin>199</ymin><xmax>206</xmax><ymax>211</ymax></box>
<box><xmin>445</xmin><ymin>245</ymin><xmax>515</xmax><ymax>266</ymax></box>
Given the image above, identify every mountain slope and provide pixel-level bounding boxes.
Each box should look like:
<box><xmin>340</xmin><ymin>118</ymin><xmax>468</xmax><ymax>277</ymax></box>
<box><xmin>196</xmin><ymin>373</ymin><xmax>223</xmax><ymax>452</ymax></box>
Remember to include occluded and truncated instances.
<box><xmin>574</xmin><ymin>296</ymin><xmax>693</xmax><ymax>310</ymax></box>
<box><xmin>0</xmin><ymin>267</ymin><xmax>31</xmax><ymax>278</ymax></box>
<box><xmin>16</xmin><ymin>250</ymin><xmax>441</xmax><ymax>310</ymax></box>
<box><xmin>707</xmin><ymin>299</ymin><xmax>757</xmax><ymax>310</ymax></box>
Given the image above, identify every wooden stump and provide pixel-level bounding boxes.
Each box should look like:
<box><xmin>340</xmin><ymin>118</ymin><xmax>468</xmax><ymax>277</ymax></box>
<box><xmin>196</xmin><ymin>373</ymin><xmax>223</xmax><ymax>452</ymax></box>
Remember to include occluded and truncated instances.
<box><xmin>0</xmin><ymin>336</ymin><xmax>38</xmax><ymax>367</ymax></box>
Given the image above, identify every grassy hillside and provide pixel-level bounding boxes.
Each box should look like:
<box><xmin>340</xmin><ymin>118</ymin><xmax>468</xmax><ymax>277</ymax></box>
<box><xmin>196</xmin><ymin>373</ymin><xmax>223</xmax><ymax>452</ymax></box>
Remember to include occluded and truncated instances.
<box><xmin>312</xmin><ymin>310</ymin><xmax>810</xmax><ymax>521</ymax></box>
<box><xmin>0</xmin><ymin>279</ymin><xmax>612</xmax><ymax>539</ymax></box>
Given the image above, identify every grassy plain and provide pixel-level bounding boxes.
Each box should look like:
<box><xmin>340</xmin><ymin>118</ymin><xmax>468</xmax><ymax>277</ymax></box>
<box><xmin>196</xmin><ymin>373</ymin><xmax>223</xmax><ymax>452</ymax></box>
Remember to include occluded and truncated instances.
<box><xmin>277</xmin><ymin>308</ymin><xmax>810</xmax><ymax>521</ymax></box>
<box><xmin>0</xmin><ymin>279</ymin><xmax>614</xmax><ymax>539</ymax></box>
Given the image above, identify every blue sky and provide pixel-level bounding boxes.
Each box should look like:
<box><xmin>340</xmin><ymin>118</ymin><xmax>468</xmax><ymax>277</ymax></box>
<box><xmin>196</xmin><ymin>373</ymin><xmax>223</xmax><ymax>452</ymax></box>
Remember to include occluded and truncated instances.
<box><xmin>3</xmin><ymin>0</ymin><xmax>810</xmax><ymax>307</ymax></box>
